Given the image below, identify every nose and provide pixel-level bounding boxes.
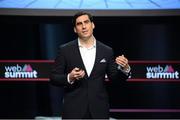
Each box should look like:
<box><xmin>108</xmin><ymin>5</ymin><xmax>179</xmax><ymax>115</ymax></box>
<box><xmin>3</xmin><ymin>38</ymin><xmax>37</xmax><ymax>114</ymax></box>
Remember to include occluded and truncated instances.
<box><xmin>82</xmin><ymin>23</ymin><xmax>86</xmax><ymax>29</ymax></box>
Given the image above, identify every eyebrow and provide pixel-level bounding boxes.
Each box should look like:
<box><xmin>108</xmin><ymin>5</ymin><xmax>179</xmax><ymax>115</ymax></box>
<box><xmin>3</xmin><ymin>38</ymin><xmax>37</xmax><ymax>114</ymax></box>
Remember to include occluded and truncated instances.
<box><xmin>76</xmin><ymin>19</ymin><xmax>90</xmax><ymax>25</ymax></box>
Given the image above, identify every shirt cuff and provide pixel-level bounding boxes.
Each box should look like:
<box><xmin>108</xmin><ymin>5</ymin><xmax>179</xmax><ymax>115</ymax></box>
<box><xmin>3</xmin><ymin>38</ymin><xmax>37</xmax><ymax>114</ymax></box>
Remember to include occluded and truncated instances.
<box><xmin>67</xmin><ymin>74</ymin><xmax>74</xmax><ymax>84</ymax></box>
<box><xmin>117</xmin><ymin>65</ymin><xmax>131</xmax><ymax>75</ymax></box>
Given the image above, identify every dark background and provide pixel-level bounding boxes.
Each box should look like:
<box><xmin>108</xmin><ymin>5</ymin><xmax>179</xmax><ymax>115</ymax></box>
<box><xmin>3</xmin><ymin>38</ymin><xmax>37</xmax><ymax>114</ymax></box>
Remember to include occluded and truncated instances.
<box><xmin>0</xmin><ymin>15</ymin><xmax>180</xmax><ymax>119</ymax></box>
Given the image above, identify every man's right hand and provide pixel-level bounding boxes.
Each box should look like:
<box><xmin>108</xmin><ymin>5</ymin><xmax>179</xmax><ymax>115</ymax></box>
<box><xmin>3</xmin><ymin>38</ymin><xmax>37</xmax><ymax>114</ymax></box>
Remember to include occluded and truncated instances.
<box><xmin>68</xmin><ymin>67</ymin><xmax>85</xmax><ymax>82</ymax></box>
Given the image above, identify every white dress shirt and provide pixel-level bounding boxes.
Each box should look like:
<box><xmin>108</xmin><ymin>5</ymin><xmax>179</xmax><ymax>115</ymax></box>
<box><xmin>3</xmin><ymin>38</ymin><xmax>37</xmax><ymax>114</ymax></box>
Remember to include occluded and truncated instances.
<box><xmin>78</xmin><ymin>38</ymin><xmax>96</xmax><ymax>77</ymax></box>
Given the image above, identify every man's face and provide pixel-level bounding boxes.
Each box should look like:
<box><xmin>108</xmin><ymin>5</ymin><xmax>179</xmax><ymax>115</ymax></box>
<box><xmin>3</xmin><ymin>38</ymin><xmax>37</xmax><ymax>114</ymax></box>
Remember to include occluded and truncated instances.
<box><xmin>74</xmin><ymin>15</ymin><xmax>95</xmax><ymax>40</ymax></box>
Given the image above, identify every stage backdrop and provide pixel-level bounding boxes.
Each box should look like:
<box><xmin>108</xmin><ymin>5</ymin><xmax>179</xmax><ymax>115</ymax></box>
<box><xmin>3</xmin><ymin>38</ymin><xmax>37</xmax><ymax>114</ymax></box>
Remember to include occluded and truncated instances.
<box><xmin>0</xmin><ymin>15</ymin><xmax>180</xmax><ymax>119</ymax></box>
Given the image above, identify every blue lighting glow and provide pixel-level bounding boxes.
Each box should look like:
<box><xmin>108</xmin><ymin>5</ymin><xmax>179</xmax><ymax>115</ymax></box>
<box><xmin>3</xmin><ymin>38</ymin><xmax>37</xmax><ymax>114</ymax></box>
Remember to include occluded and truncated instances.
<box><xmin>0</xmin><ymin>0</ymin><xmax>180</xmax><ymax>10</ymax></box>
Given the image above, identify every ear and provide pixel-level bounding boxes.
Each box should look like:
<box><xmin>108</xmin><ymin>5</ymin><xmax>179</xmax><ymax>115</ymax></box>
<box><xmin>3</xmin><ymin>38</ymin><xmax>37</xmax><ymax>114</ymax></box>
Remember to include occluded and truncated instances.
<box><xmin>92</xmin><ymin>22</ymin><xmax>95</xmax><ymax>29</ymax></box>
<box><xmin>74</xmin><ymin>27</ymin><xmax>77</xmax><ymax>33</ymax></box>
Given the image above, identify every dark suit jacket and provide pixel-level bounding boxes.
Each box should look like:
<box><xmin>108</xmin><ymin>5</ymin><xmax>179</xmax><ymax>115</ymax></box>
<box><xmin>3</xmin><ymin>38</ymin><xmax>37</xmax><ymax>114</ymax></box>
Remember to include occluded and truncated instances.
<box><xmin>50</xmin><ymin>39</ymin><xmax>129</xmax><ymax>119</ymax></box>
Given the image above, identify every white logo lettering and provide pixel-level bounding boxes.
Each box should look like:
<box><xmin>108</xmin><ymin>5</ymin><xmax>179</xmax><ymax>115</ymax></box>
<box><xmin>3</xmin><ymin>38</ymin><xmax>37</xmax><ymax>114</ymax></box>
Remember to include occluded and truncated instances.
<box><xmin>146</xmin><ymin>65</ymin><xmax>179</xmax><ymax>79</ymax></box>
<box><xmin>4</xmin><ymin>64</ymin><xmax>38</xmax><ymax>78</ymax></box>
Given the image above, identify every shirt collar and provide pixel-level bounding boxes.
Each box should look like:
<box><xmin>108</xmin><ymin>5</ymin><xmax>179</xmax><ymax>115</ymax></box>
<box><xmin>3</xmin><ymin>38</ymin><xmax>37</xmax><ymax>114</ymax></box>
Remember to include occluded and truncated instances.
<box><xmin>78</xmin><ymin>37</ymin><xmax>96</xmax><ymax>49</ymax></box>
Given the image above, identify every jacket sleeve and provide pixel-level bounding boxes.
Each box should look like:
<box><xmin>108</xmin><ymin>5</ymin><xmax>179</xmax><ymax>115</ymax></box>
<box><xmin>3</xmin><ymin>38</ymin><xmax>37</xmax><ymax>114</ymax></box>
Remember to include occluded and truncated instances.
<box><xmin>50</xmin><ymin>46</ymin><xmax>70</xmax><ymax>86</ymax></box>
<box><xmin>106</xmin><ymin>48</ymin><xmax>130</xmax><ymax>82</ymax></box>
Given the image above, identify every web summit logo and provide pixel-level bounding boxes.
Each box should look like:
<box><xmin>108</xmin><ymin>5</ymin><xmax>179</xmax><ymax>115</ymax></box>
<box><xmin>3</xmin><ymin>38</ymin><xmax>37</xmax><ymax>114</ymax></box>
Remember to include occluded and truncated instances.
<box><xmin>146</xmin><ymin>65</ymin><xmax>179</xmax><ymax>79</ymax></box>
<box><xmin>4</xmin><ymin>64</ymin><xmax>38</xmax><ymax>78</ymax></box>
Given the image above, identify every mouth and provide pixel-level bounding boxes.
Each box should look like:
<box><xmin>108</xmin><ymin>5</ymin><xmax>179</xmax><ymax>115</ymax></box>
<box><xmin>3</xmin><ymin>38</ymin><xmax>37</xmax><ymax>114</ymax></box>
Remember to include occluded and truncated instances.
<box><xmin>82</xmin><ymin>30</ymin><xmax>88</xmax><ymax>34</ymax></box>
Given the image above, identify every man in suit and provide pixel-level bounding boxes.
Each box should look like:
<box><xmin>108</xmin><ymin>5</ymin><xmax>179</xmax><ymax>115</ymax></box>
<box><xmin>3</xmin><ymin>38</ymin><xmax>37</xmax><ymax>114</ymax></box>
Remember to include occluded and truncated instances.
<box><xmin>50</xmin><ymin>11</ymin><xmax>131</xmax><ymax>119</ymax></box>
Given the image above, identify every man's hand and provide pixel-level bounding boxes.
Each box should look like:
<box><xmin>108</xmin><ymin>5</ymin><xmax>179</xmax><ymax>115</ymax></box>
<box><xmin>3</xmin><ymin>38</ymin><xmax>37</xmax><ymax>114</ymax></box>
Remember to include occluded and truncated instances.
<box><xmin>115</xmin><ymin>55</ymin><xmax>130</xmax><ymax>71</ymax></box>
<box><xmin>68</xmin><ymin>67</ymin><xmax>85</xmax><ymax>82</ymax></box>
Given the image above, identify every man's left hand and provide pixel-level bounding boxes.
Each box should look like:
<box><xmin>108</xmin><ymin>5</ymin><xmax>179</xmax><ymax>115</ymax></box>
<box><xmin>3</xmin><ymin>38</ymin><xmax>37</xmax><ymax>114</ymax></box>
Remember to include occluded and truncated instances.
<box><xmin>115</xmin><ymin>55</ymin><xmax>129</xmax><ymax>71</ymax></box>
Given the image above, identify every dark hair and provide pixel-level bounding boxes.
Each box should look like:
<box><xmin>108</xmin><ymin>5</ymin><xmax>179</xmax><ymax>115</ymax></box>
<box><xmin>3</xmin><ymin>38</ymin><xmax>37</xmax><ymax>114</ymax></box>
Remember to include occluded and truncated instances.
<box><xmin>72</xmin><ymin>11</ymin><xmax>93</xmax><ymax>27</ymax></box>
